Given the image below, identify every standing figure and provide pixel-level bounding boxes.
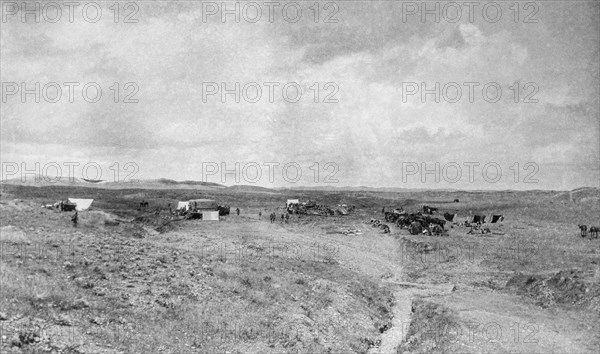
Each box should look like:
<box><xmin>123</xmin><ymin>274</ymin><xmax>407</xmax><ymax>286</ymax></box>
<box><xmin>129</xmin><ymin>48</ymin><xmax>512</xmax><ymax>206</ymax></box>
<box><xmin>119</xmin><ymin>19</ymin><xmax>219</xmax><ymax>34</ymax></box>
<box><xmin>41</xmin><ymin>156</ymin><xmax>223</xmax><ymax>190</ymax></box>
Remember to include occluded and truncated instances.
<box><xmin>259</xmin><ymin>211</ymin><xmax>262</xmax><ymax>219</ymax></box>
<box><xmin>71</xmin><ymin>211</ymin><xmax>78</xmax><ymax>226</ymax></box>
<box><xmin>285</xmin><ymin>213</ymin><xmax>289</xmax><ymax>224</ymax></box>
<box><xmin>236</xmin><ymin>208</ymin><xmax>240</xmax><ymax>216</ymax></box>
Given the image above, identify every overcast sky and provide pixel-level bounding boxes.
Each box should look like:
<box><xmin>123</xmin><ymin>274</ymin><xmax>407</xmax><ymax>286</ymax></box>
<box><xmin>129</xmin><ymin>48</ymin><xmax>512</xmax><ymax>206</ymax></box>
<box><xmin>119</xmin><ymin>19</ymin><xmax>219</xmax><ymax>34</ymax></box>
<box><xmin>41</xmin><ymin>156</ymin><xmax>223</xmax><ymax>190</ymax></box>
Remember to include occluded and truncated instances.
<box><xmin>1</xmin><ymin>0</ymin><xmax>598</xmax><ymax>190</ymax></box>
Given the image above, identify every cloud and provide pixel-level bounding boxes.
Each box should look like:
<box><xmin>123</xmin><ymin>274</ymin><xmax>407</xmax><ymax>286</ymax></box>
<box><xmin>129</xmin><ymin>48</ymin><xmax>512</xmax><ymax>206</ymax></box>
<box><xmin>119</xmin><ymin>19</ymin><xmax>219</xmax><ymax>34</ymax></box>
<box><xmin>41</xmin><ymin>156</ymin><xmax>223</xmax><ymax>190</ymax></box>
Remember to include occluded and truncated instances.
<box><xmin>1</xmin><ymin>1</ymin><xmax>598</xmax><ymax>189</ymax></box>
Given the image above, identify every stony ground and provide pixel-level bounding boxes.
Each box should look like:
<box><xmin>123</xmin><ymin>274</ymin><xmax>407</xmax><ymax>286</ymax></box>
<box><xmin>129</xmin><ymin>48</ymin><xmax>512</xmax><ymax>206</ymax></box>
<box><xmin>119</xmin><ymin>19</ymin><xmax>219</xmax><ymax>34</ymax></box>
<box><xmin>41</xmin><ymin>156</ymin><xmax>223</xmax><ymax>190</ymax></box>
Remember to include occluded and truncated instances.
<box><xmin>1</xmin><ymin>185</ymin><xmax>599</xmax><ymax>353</ymax></box>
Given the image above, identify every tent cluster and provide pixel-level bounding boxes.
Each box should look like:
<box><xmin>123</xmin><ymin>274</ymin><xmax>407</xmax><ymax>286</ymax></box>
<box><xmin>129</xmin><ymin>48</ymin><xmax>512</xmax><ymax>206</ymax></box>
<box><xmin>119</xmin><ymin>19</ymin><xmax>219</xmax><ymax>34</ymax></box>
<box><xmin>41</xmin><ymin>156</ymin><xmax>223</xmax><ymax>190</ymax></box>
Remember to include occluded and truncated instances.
<box><xmin>443</xmin><ymin>213</ymin><xmax>505</xmax><ymax>225</ymax></box>
<box><xmin>175</xmin><ymin>199</ymin><xmax>229</xmax><ymax>220</ymax></box>
<box><xmin>385</xmin><ymin>207</ymin><xmax>504</xmax><ymax>227</ymax></box>
<box><xmin>286</xmin><ymin>200</ymin><xmax>355</xmax><ymax>216</ymax></box>
<box><xmin>42</xmin><ymin>198</ymin><xmax>93</xmax><ymax>212</ymax></box>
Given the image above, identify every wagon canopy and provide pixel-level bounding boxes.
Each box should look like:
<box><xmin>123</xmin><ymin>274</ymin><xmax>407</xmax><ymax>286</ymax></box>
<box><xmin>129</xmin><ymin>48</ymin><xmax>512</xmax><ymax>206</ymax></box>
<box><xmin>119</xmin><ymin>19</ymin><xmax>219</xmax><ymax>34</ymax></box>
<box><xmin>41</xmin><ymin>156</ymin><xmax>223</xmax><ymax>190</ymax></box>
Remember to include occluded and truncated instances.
<box><xmin>68</xmin><ymin>198</ymin><xmax>93</xmax><ymax>211</ymax></box>
<box><xmin>177</xmin><ymin>201</ymin><xmax>190</xmax><ymax>210</ymax></box>
<box><xmin>188</xmin><ymin>199</ymin><xmax>219</xmax><ymax>210</ymax></box>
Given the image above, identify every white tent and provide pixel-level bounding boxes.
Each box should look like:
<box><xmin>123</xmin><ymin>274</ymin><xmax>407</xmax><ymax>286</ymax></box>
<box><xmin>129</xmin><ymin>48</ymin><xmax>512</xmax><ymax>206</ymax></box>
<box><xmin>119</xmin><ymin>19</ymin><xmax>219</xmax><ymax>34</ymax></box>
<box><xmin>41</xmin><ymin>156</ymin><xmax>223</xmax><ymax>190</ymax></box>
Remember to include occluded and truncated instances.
<box><xmin>177</xmin><ymin>201</ymin><xmax>190</xmax><ymax>210</ymax></box>
<box><xmin>202</xmin><ymin>211</ymin><xmax>219</xmax><ymax>221</ymax></box>
<box><xmin>68</xmin><ymin>198</ymin><xmax>93</xmax><ymax>211</ymax></box>
<box><xmin>287</xmin><ymin>199</ymin><xmax>300</xmax><ymax>207</ymax></box>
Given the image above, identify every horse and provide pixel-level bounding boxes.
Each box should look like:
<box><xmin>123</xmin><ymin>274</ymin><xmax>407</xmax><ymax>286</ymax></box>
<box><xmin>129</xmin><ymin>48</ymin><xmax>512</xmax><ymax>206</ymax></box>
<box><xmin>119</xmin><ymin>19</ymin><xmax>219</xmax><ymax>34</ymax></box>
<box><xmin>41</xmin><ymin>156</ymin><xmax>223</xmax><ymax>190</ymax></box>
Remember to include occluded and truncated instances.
<box><xmin>589</xmin><ymin>226</ymin><xmax>599</xmax><ymax>239</ymax></box>
<box><xmin>578</xmin><ymin>225</ymin><xmax>588</xmax><ymax>237</ymax></box>
<box><xmin>379</xmin><ymin>224</ymin><xmax>390</xmax><ymax>233</ymax></box>
<box><xmin>408</xmin><ymin>221</ymin><xmax>423</xmax><ymax>235</ymax></box>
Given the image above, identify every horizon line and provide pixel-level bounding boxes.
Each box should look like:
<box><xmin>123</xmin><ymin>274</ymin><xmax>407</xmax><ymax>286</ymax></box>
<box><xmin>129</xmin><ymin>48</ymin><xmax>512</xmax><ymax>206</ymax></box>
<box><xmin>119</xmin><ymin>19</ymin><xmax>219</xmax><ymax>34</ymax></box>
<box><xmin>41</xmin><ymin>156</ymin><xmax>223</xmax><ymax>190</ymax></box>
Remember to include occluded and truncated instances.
<box><xmin>2</xmin><ymin>177</ymin><xmax>599</xmax><ymax>193</ymax></box>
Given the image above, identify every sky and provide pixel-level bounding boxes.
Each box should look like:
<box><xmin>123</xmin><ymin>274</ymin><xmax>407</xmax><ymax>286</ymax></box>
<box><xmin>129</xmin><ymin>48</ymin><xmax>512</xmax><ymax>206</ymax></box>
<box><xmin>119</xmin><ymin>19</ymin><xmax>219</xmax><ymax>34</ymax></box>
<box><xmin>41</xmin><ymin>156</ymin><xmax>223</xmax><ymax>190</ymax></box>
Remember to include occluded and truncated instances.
<box><xmin>1</xmin><ymin>0</ymin><xmax>599</xmax><ymax>190</ymax></box>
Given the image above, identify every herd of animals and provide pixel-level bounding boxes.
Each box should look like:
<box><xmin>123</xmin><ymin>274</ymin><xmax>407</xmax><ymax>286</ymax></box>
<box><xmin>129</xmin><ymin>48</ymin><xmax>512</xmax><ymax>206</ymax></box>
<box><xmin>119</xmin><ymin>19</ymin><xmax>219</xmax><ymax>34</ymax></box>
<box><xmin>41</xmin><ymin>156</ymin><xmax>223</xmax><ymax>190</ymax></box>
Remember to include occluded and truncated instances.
<box><xmin>370</xmin><ymin>206</ymin><xmax>448</xmax><ymax>236</ymax></box>
<box><xmin>368</xmin><ymin>205</ymin><xmax>600</xmax><ymax>239</ymax></box>
<box><xmin>578</xmin><ymin>224</ymin><xmax>600</xmax><ymax>238</ymax></box>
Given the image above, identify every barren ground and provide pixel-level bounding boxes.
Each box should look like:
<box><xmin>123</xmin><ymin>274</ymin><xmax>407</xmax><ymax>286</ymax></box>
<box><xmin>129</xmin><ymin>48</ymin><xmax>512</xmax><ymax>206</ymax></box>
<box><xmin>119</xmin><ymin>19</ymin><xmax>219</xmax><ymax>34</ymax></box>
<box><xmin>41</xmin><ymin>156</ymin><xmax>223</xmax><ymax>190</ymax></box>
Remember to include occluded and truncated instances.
<box><xmin>1</xmin><ymin>184</ymin><xmax>599</xmax><ymax>353</ymax></box>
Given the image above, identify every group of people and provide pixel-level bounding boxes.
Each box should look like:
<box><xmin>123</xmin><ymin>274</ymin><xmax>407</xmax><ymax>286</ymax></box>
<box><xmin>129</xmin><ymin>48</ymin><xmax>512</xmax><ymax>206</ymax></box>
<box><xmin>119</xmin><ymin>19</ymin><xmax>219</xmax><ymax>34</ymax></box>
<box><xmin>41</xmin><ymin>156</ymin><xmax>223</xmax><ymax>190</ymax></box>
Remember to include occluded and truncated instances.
<box><xmin>267</xmin><ymin>211</ymin><xmax>289</xmax><ymax>224</ymax></box>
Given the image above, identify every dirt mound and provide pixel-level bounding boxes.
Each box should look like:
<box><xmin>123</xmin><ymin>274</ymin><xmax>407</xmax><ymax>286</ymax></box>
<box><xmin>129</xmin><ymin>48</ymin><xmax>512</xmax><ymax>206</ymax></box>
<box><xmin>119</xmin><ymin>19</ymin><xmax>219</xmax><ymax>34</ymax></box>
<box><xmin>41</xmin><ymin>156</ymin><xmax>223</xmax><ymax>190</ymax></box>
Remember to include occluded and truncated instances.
<box><xmin>401</xmin><ymin>199</ymin><xmax>420</xmax><ymax>206</ymax></box>
<box><xmin>133</xmin><ymin>214</ymin><xmax>176</xmax><ymax>233</ymax></box>
<box><xmin>400</xmin><ymin>238</ymin><xmax>434</xmax><ymax>254</ymax></box>
<box><xmin>506</xmin><ymin>269</ymin><xmax>600</xmax><ymax>309</ymax></box>
<box><xmin>79</xmin><ymin>210</ymin><xmax>120</xmax><ymax>225</ymax></box>
<box><xmin>0</xmin><ymin>225</ymin><xmax>28</xmax><ymax>243</ymax></box>
<box><xmin>0</xmin><ymin>198</ymin><xmax>35</xmax><ymax>212</ymax></box>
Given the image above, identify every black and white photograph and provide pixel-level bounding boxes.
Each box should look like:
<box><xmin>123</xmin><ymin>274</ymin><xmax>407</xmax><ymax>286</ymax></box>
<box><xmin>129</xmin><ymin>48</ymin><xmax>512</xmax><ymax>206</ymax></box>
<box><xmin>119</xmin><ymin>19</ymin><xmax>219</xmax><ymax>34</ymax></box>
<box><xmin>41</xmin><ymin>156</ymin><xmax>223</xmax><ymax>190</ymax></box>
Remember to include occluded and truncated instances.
<box><xmin>1</xmin><ymin>0</ymin><xmax>599</xmax><ymax>353</ymax></box>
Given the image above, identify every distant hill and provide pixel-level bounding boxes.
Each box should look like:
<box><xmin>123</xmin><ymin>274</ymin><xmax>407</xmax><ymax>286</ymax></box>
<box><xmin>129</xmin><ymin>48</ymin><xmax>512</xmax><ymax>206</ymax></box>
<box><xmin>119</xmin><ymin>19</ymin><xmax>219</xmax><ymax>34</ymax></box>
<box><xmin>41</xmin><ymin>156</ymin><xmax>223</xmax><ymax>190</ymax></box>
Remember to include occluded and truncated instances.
<box><xmin>2</xmin><ymin>176</ymin><xmax>98</xmax><ymax>187</ymax></box>
<box><xmin>1</xmin><ymin>177</ymin><xmax>225</xmax><ymax>190</ymax></box>
<box><xmin>150</xmin><ymin>178</ymin><xmax>224</xmax><ymax>188</ymax></box>
<box><xmin>225</xmin><ymin>185</ymin><xmax>280</xmax><ymax>194</ymax></box>
<box><xmin>552</xmin><ymin>187</ymin><xmax>600</xmax><ymax>204</ymax></box>
<box><xmin>281</xmin><ymin>185</ymin><xmax>456</xmax><ymax>193</ymax></box>
<box><xmin>3</xmin><ymin>177</ymin><xmax>596</xmax><ymax>195</ymax></box>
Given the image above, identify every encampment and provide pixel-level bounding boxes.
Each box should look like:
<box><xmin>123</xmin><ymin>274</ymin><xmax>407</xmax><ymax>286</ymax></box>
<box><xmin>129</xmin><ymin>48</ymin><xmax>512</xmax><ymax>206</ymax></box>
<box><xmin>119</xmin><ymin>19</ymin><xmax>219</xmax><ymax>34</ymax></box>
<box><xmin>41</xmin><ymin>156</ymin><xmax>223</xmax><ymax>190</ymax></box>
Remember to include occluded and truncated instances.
<box><xmin>68</xmin><ymin>198</ymin><xmax>93</xmax><ymax>211</ymax></box>
<box><xmin>287</xmin><ymin>199</ymin><xmax>300</xmax><ymax>207</ymax></box>
<box><xmin>177</xmin><ymin>199</ymin><xmax>228</xmax><ymax>216</ymax></box>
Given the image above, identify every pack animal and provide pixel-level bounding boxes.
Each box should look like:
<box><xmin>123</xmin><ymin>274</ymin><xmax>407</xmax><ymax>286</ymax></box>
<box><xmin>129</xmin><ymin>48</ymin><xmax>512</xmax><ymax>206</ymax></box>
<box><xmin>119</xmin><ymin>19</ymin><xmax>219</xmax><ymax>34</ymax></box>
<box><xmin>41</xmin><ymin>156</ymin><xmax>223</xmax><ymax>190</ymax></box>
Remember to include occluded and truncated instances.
<box><xmin>589</xmin><ymin>226</ymin><xmax>599</xmax><ymax>239</ymax></box>
<box><xmin>578</xmin><ymin>224</ymin><xmax>588</xmax><ymax>237</ymax></box>
<box><xmin>379</xmin><ymin>224</ymin><xmax>390</xmax><ymax>233</ymax></box>
<box><xmin>443</xmin><ymin>212</ymin><xmax>456</xmax><ymax>222</ymax></box>
<box><xmin>422</xmin><ymin>205</ymin><xmax>438</xmax><ymax>214</ymax></box>
<box><xmin>428</xmin><ymin>223</ymin><xmax>445</xmax><ymax>236</ymax></box>
<box><xmin>408</xmin><ymin>221</ymin><xmax>423</xmax><ymax>235</ymax></box>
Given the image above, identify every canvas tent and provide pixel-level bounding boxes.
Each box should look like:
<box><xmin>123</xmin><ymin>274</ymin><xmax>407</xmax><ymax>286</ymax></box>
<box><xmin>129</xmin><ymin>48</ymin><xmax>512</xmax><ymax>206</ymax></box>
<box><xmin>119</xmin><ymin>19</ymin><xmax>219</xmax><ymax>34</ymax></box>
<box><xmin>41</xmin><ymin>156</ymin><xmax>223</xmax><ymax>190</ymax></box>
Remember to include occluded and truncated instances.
<box><xmin>68</xmin><ymin>198</ymin><xmax>93</xmax><ymax>211</ymax></box>
<box><xmin>490</xmin><ymin>215</ymin><xmax>504</xmax><ymax>223</ymax></box>
<box><xmin>202</xmin><ymin>211</ymin><xmax>219</xmax><ymax>221</ymax></box>
<box><xmin>287</xmin><ymin>199</ymin><xmax>300</xmax><ymax>207</ymax></box>
<box><xmin>177</xmin><ymin>201</ymin><xmax>190</xmax><ymax>210</ymax></box>
<box><xmin>472</xmin><ymin>215</ymin><xmax>486</xmax><ymax>224</ymax></box>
